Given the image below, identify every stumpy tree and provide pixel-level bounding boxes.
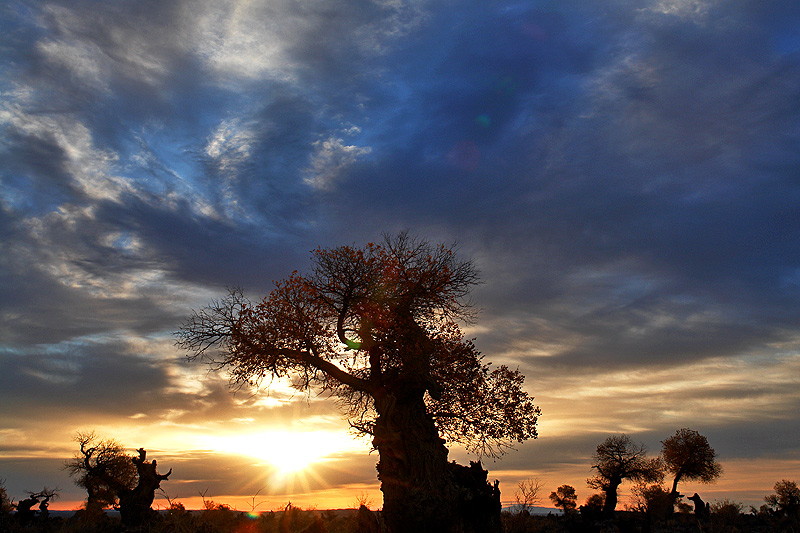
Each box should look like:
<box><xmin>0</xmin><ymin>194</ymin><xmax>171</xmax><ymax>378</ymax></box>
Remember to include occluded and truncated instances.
<box><xmin>65</xmin><ymin>432</ymin><xmax>171</xmax><ymax>528</ymax></box>
<box><xmin>177</xmin><ymin>234</ymin><xmax>541</xmax><ymax>533</ymax></box>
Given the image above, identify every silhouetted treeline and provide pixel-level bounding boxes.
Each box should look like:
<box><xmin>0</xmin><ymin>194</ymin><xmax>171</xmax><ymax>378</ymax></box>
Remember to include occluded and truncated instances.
<box><xmin>502</xmin><ymin>427</ymin><xmax>799</xmax><ymax>532</ymax></box>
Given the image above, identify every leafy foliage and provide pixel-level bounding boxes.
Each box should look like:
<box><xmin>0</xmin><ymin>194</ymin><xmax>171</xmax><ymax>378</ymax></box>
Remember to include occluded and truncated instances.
<box><xmin>765</xmin><ymin>479</ymin><xmax>800</xmax><ymax>517</ymax></box>
<box><xmin>177</xmin><ymin>233</ymin><xmax>540</xmax><ymax>457</ymax></box>
<box><xmin>584</xmin><ymin>493</ymin><xmax>605</xmax><ymax>511</ymax></box>
<box><xmin>588</xmin><ymin>434</ymin><xmax>663</xmax><ymax>492</ymax></box>
<box><xmin>661</xmin><ymin>428</ymin><xmax>721</xmax><ymax>494</ymax></box>
<box><xmin>0</xmin><ymin>479</ymin><xmax>14</xmax><ymax>515</ymax></box>
<box><xmin>630</xmin><ymin>483</ymin><xmax>673</xmax><ymax>519</ymax></box>
<box><xmin>588</xmin><ymin>434</ymin><xmax>663</xmax><ymax>516</ymax></box>
<box><xmin>549</xmin><ymin>485</ymin><xmax>577</xmax><ymax>513</ymax></box>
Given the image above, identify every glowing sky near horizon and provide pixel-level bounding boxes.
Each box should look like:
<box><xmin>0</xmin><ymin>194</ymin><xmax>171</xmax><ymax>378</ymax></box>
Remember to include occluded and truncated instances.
<box><xmin>2</xmin><ymin>0</ymin><xmax>800</xmax><ymax>512</ymax></box>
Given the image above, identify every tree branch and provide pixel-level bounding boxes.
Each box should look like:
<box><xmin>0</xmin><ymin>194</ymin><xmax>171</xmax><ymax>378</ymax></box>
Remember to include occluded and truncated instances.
<box><xmin>286</xmin><ymin>348</ymin><xmax>374</xmax><ymax>393</ymax></box>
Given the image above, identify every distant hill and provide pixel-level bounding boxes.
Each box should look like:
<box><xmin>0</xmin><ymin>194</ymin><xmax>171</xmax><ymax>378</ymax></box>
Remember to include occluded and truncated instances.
<box><xmin>503</xmin><ymin>505</ymin><xmax>563</xmax><ymax>516</ymax></box>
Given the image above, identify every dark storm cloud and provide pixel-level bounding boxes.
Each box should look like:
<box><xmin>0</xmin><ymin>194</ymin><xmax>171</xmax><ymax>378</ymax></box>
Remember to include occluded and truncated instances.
<box><xmin>0</xmin><ymin>341</ymin><xmax>173</xmax><ymax>420</ymax></box>
<box><xmin>313</xmin><ymin>0</ymin><xmax>800</xmax><ymax>370</ymax></box>
<box><xmin>0</xmin><ymin>200</ymin><xmax>184</xmax><ymax>345</ymax></box>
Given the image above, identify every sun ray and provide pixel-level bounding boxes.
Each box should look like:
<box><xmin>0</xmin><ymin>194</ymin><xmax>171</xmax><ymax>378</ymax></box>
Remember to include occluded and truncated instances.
<box><xmin>199</xmin><ymin>428</ymin><xmax>364</xmax><ymax>492</ymax></box>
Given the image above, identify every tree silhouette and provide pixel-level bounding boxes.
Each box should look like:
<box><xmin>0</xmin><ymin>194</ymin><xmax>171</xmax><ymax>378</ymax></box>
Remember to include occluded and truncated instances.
<box><xmin>0</xmin><ymin>480</ymin><xmax>11</xmax><ymax>532</ymax></box>
<box><xmin>631</xmin><ymin>483</ymin><xmax>673</xmax><ymax>520</ymax></box>
<box><xmin>549</xmin><ymin>484</ymin><xmax>577</xmax><ymax>514</ymax></box>
<box><xmin>177</xmin><ymin>233</ymin><xmax>541</xmax><ymax>533</ymax></box>
<box><xmin>515</xmin><ymin>478</ymin><xmax>544</xmax><ymax>514</ymax></box>
<box><xmin>65</xmin><ymin>432</ymin><xmax>171</xmax><ymax>528</ymax></box>
<box><xmin>661</xmin><ymin>428</ymin><xmax>721</xmax><ymax>502</ymax></box>
<box><xmin>765</xmin><ymin>480</ymin><xmax>800</xmax><ymax>518</ymax></box>
<box><xmin>65</xmin><ymin>432</ymin><xmax>137</xmax><ymax>511</ymax></box>
<box><xmin>587</xmin><ymin>434</ymin><xmax>662</xmax><ymax>518</ymax></box>
<box><xmin>120</xmin><ymin>448</ymin><xmax>173</xmax><ymax>527</ymax></box>
<box><xmin>0</xmin><ymin>479</ymin><xmax>13</xmax><ymax>515</ymax></box>
<box><xmin>29</xmin><ymin>487</ymin><xmax>58</xmax><ymax>519</ymax></box>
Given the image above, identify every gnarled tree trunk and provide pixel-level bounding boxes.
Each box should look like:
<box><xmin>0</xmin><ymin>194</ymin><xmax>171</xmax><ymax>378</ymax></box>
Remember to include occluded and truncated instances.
<box><xmin>601</xmin><ymin>476</ymin><xmax>622</xmax><ymax>518</ymax></box>
<box><xmin>374</xmin><ymin>387</ymin><xmax>501</xmax><ymax>533</ymax></box>
<box><xmin>118</xmin><ymin>448</ymin><xmax>171</xmax><ymax>529</ymax></box>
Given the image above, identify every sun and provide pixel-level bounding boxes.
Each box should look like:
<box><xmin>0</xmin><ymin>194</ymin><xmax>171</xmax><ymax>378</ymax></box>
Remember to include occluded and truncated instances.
<box><xmin>204</xmin><ymin>429</ymin><xmax>359</xmax><ymax>476</ymax></box>
<box><xmin>243</xmin><ymin>430</ymin><xmax>329</xmax><ymax>474</ymax></box>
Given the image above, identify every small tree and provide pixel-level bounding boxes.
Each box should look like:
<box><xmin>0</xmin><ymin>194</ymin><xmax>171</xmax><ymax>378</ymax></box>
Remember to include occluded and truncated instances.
<box><xmin>661</xmin><ymin>428</ymin><xmax>721</xmax><ymax>503</ymax></box>
<box><xmin>549</xmin><ymin>484</ymin><xmax>577</xmax><ymax>514</ymax></box>
<box><xmin>515</xmin><ymin>478</ymin><xmax>544</xmax><ymax>514</ymax></box>
<box><xmin>765</xmin><ymin>480</ymin><xmax>800</xmax><ymax>518</ymax></box>
<box><xmin>65</xmin><ymin>431</ymin><xmax>137</xmax><ymax>510</ymax></box>
<box><xmin>65</xmin><ymin>432</ymin><xmax>171</xmax><ymax>528</ymax></box>
<box><xmin>0</xmin><ymin>481</ymin><xmax>11</xmax><ymax>533</ymax></box>
<box><xmin>631</xmin><ymin>483</ymin><xmax>673</xmax><ymax>520</ymax></box>
<box><xmin>583</xmin><ymin>494</ymin><xmax>604</xmax><ymax>512</ymax></box>
<box><xmin>0</xmin><ymin>479</ymin><xmax>13</xmax><ymax>515</ymax></box>
<box><xmin>587</xmin><ymin>434</ymin><xmax>662</xmax><ymax>518</ymax></box>
<box><xmin>31</xmin><ymin>488</ymin><xmax>58</xmax><ymax>518</ymax></box>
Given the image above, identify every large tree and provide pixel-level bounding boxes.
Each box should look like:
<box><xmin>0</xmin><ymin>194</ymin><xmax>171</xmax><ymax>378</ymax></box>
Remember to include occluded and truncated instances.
<box><xmin>660</xmin><ymin>428</ymin><xmax>721</xmax><ymax>501</ymax></box>
<box><xmin>587</xmin><ymin>434</ymin><xmax>662</xmax><ymax>518</ymax></box>
<box><xmin>177</xmin><ymin>233</ymin><xmax>541</xmax><ymax>533</ymax></box>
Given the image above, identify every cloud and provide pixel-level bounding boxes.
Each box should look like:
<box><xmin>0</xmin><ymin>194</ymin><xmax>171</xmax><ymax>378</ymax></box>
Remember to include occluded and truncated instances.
<box><xmin>304</xmin><ymin>136</ymin><xmax>372</xmax><ymax>190</ymax></box>
<box><xmin>1</xmin><ymin>0</ymin><xmax>800</xmax><ymax>510</ymax></box>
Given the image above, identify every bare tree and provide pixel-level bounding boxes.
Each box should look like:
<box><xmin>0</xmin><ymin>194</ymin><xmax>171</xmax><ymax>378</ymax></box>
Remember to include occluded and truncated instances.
<box><xmin>119</xmin><ymin>448</ymin><xmax>172</xmax><ymax>526</ymax></box>
<box><xmin>587</xmin><ymin>434</ymin><xmax>662</xmax><ymax>518</ymax></box>
<box><xmin>32</xmin><ymin>488</ymin><xmax>58</xmax><ymax>519</ymax></box>
<box><xmin>515</xmin><ymin>478</ymin><xmax>544</xmax><ymax>514</ymax></box>
<box><xmin>177</xmin><ymin>233</ymin><xmax>541</xmax><ymax>533</ymax></box>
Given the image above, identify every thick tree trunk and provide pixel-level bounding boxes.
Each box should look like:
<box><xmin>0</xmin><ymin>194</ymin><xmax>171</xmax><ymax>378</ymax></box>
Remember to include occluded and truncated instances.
<box><xmin>670</xmin><ymin>472</ymin><xmax>683</xmax><ymax>497</ymax></box>
<box><xmin>118</xmin><ymin>449</ymin><xmax>170</xmax><ymax>529</ymax></box>
<box><xmin>602</xmin><ymin>477</ymin><xmax>621</xmax><ymax>518</ymax></box>
<box><xmin>373</xmin><ymin>388</ymin><xmax>501</xmax><ymax>533</ymax></box>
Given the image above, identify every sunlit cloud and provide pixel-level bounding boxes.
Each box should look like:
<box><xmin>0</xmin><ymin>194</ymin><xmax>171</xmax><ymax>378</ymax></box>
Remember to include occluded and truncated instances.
<box><xmin>643</xmin><ymin>0</ymin><xmax>720</xmax><ymax>21</ymax></box>
<box><xmin>192</xmin><ymin>0</ymin><xmax>301</xmax><ymax>82</ymax></box>
<box><xmin>303</xmin><ymin>136</ymin><xmax>372</xmax><ymax>190</ymax></box>
<box><xmin>0</xmin><ymin>108</ymin><xmax>130</xmax><ymax>203</ymax></box>
<box><xmin>531</xmin><ymin>353</ymin><xmax>800</xmax><ymax>442</ymax></box>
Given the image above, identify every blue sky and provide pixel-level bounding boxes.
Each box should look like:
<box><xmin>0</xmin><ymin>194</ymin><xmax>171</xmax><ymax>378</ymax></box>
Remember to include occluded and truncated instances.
<box><xmin>1</xmin><ymin>0</ymin><xmax>799</xmax><ymax>510</ymax></box>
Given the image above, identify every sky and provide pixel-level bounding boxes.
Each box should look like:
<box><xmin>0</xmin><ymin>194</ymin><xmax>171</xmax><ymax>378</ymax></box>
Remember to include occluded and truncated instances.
<box><xmin>1</xmin><ymin>0</ymin><xmax>800</xmax><ymax>513</ymax></box>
